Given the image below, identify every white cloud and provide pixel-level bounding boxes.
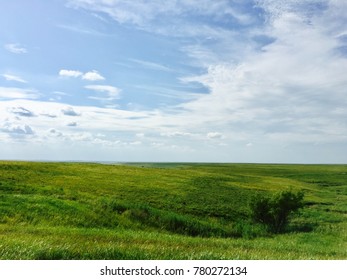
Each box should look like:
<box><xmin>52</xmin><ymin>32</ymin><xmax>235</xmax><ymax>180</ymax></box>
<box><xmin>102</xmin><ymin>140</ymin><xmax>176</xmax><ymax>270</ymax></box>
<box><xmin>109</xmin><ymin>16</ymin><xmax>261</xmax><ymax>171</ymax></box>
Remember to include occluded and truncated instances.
<box><xmin>207</xmin><ymin>132</ymin><xmax>223</xmax><ymax>139</ymax></box>
<box><xmin>0</xmin><ymin>94</ymin><xmax>345</xmax><ymax>162</ymax></box>
<box><xmin>59</xmin><ymin>69</ymin><xmax>105</xmax><ymax>81</ymax></box>
<box><xmin>2</xmin><ymin>74</ymin><xmax>27</xmax><ymax>83</ymax></box>
<box><xmin>48</xmin><ymin>128</ymin><xmax>63</xmax><ymax>137</ymax></box>
<box><xmin>67</xmin><ymin>122</ymin><xmax>78</xmax><ymax>127</ymax></box>
<box><xmin>1</xmin><ymin>123</ymin><xmax>34</xmax><ymax>135</ymax></box>
<box><xmin>41</xmin><ymin>113</ymin><xmax>57</xmax><ymax>118</ymax></box>
<box><xmin>69</xmin><ymin>132</ymin><xmax>93</xmax><ymax>141</ymax></box>
<box><xmin>161</xmin><ymin>131</ymin><xmax>192</xmax><ymax>137</ymax></box>
<box><xmin>82</xmin><ymin>70</ymin><xmax>105</xmax><ymax>81</ymax></box>
<box><xmin>59</xmin><ymin>69</ymin><xmax>83</xmax><ymax>78</ymax></box>
<box><xmin>85</xmin><ymin>85</ymin><xmax>120</xmax><ymax>96</ymax></box>
<box><xmin>10</xmin><ymin>107</ymin><xmax>35</xmax><ymax>117</ymax></box>
<box><xmin>61</xmin><ymin>106</ymin><xmax>80</xmax><ymax>116</ymax></box>
<box><xmin>4</xmin><ymin>43</ymin><xmax>27</xmax><ymax>54</ymax></box>
<box><xmin>175</xmin><ymin>0</ymin><xmax>347</xmax><ymax>146</ymax></box>
<box><xmin>85</xmin><ymin>85</ymin><xmax>121</xmax><ymax>103</ymax></box>
<box><xmin>0</xmin><ymin>87</ymin><xmax>39</xmax><ymax>99</ymax></box>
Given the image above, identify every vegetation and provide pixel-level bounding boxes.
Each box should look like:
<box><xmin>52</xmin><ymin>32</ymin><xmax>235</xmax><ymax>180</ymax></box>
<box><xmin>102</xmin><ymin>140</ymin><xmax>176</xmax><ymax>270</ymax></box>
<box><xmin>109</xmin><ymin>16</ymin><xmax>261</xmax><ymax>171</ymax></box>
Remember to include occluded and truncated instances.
<box><xmin>251</xmin><ymin>190</ymin><xmax>305</xmax><ymax>233</ymax></box>
<box><xmin>0</xmin><ymin>161</ymin><xmax>346</xmax><ymax>259</ymax></box>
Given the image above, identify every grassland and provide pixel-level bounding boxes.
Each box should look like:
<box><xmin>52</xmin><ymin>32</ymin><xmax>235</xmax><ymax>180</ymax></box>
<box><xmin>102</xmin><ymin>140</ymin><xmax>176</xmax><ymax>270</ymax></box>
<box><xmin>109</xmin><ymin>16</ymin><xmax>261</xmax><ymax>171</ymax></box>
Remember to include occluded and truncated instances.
<box><xmin>0</xmin><ymin>161</ymin><xmax>346</xmax><ymax>259</ymax></box>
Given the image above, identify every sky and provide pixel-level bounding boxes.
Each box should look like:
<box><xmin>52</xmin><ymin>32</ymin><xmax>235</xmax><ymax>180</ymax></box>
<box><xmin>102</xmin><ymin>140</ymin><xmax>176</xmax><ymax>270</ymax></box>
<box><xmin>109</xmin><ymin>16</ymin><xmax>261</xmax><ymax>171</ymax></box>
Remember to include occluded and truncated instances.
<box><xmin>1</xmin><ymin>0</ymin><xmax>347</xmax><ymax>163</ymax></box>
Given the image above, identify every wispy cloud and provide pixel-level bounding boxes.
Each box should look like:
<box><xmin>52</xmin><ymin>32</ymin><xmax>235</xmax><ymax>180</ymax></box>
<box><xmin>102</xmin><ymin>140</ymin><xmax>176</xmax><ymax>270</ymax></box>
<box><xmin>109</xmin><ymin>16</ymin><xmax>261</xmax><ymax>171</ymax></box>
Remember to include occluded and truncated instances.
<box><xmin>129</xmin><ymin>59</ymin><xmax>173</xmax><ymax>72</ymax></box>
<box><xmin>2</xmin><ymin>74</ymin><xmax>27</xmax><ymax>83</ymax></box>
<box><xmin>0</xmin><ymin>87</ymin><xmax>39</xmax><ymax>99</ymax></box>
<box><xmin>4</xmin><ymin>43</ymin><xmax>27</xmax><ymax>54</ymax></box>
<box><xmin>56</xmin><ymin>23</ymin><xmax>110</xmax><ymax>36</ymax></box>
<box><xmin>175</xmin><ymin>0</ymin><xmax>347</xmax><ymax>145</ymax></box>
<box><xmin>85</xmin><ymin>85</ymin><xmax>121</xmax><ymax>106</ymax></box>
<box><xmin>67</xmin><ymin>0</ymin><xmax>254</xmax><ymax>30</ymax></box>
<box><xmin>85</xmin><ymin>85</ymin><xmax>120</xmax><ymax>99</ymax></box>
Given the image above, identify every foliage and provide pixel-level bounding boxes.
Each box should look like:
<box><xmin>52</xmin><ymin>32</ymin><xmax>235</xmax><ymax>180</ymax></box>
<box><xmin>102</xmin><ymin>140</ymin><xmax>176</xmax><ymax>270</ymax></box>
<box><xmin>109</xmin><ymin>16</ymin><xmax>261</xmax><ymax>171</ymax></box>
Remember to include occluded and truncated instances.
<box><xmin>251</xmin><ymin>190</ymin><xmax>305</xmax><ymax>233</ymax></box>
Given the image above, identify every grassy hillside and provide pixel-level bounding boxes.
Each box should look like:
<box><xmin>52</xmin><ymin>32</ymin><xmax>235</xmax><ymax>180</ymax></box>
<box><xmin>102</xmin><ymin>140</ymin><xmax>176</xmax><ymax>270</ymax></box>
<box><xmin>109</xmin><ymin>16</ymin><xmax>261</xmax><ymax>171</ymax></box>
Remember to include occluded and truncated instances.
<box><xmin>0</xmin><ymin>161</ymin><xmax>346</xmax><ymax>259</ymax></box>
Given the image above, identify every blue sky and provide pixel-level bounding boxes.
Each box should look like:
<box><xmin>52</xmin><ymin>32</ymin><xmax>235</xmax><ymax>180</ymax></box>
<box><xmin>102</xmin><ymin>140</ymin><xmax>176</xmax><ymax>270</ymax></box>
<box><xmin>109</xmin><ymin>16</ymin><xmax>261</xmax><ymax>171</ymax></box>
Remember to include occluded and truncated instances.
<box><xmin>1</xmin><ymin>0</ymin><xmax>347</xmax><ymax>163</ymax></box>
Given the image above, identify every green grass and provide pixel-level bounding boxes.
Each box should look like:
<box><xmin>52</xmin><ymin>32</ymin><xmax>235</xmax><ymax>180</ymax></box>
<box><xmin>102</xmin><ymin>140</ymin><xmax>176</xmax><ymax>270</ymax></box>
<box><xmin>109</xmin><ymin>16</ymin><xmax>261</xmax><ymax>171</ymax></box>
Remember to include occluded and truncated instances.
<box><xmin>0</xmin><ymin>161</ymin><xmax>346</xmax><ymax>259</ymax></box>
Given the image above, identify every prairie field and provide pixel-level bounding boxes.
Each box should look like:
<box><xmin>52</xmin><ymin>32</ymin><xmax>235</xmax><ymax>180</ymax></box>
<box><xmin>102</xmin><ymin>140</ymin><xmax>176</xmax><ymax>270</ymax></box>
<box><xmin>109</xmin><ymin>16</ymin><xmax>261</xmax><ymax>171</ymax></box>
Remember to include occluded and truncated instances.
<box><xmin>0</xmin><ymin>161</ymin><xmax>346</xmax><ymax>259</ymax></box>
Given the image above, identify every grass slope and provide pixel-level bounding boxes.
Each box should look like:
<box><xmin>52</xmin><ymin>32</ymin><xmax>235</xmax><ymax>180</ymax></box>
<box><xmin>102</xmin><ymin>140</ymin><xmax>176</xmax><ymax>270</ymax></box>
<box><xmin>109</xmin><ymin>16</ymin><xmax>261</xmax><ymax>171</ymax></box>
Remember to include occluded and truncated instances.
<box><xmin>0</xmin><ymin>161</ymin><xmax>346</xmax><ymax>259</ymax></box>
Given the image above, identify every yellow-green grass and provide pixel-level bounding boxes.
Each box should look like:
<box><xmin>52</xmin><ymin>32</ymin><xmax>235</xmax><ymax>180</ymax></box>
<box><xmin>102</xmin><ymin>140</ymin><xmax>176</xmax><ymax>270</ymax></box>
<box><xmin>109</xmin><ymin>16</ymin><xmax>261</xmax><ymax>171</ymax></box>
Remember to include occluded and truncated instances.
<box><xmin>0</xmin><ymin>161</ymin><xmax>346</xmax><ymax>259</ymax></box>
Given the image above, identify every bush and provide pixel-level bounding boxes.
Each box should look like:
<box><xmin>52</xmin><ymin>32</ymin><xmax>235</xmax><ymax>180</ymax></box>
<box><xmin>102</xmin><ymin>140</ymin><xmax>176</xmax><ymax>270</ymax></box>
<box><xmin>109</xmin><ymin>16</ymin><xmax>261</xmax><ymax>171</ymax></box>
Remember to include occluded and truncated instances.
<box><xmin>251</xmin><ymin>190</ymin><xmax>304</xmax><ymax>233</ymax></box>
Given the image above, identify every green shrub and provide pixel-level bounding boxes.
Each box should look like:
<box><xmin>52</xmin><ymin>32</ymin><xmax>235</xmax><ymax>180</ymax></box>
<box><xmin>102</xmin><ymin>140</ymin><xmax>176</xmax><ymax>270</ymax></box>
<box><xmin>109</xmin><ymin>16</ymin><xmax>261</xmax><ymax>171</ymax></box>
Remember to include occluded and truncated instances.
<box><xmin>251</xmin><ymin>190</ymin><xmax>304</xmax><ymax>233</ymax></box>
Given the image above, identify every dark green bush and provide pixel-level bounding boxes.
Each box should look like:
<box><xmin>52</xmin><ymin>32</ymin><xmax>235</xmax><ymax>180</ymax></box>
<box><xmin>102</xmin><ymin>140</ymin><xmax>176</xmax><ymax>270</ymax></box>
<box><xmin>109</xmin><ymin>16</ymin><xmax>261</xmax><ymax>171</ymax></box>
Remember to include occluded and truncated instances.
<box><xmin>251</xmin><ymin>190</ymin><xmax>304</xmax><ymax>233</ymax></box>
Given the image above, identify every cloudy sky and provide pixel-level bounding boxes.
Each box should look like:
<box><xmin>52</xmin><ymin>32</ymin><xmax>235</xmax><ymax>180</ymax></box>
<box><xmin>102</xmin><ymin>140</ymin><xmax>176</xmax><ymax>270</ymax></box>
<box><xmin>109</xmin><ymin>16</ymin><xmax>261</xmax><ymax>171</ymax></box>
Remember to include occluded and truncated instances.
<box><xmin>1</xmin><ymin>0</ymin><xmax>347</xmax><ymax>163</ymax></box>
